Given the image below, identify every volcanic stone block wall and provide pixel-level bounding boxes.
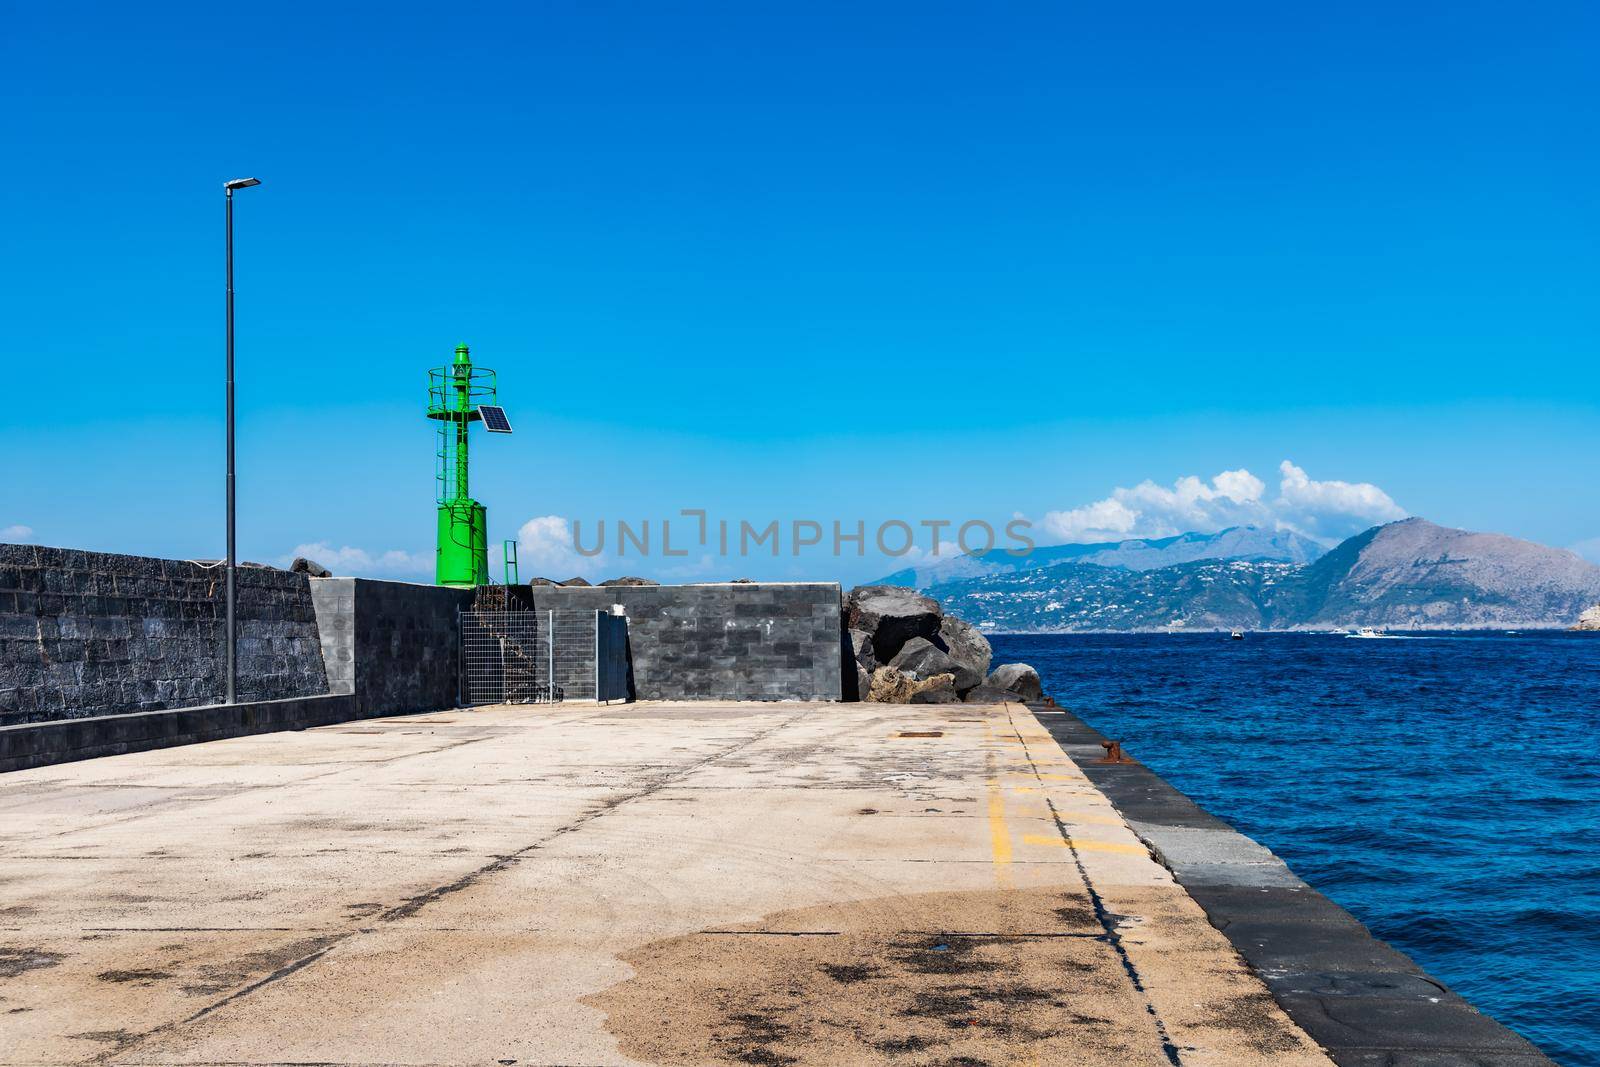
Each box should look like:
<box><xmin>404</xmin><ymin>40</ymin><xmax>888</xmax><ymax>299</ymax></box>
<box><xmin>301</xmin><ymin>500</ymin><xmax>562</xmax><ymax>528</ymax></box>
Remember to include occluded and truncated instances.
<box><xmin>510</xmin><ymin>582</ymin><xmax>842</xmax><ymax>701</ymax></box>
<box><xmin>0</xmin><ymin>544</ymin><xmax>329</xmax><ymax>727</ymax></box>
<box><xmin>0</xmin><ymin>540</ymin><xmax>842</xmax><ymax>731</ymax></box>
<box><xmin>1</xmin><ymin>574</ymin><xmax>476</xmax><ymax>773</ymax></box>
<box><xmin>310</xmin><ymin>578</ymin><xmax>474</xmax><ymax>715</ymax></box>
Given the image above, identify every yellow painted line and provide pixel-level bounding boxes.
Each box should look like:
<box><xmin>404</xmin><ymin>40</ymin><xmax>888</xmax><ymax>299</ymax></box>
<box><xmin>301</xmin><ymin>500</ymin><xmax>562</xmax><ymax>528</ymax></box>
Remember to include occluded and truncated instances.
<box><xmin>1021</xmin><ymin>833</ymin><xmax>1148</xmax><ymax>856</ymax></box>
<box><xmin>1006</xmin><ymin>771</ymin><xmax>1086</xmax><ymax>782</ymax></box>
<box><xmin>988</xmin><ymin>790</ymin><xmax>1015</xmax><ymax>868</ymax></box>
<box><xmin>984</xmin><ymin>756</ymin><xmax>1014</xmax><ymax>889</ymax></box>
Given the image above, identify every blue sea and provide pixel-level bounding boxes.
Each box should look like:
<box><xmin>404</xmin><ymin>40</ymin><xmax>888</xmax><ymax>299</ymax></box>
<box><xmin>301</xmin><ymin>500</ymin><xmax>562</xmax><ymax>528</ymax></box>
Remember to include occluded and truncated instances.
<box><xmin>990</xmin><ymin>631</ymin><xmax>1600</xmax><ymax>1067</ymax></box>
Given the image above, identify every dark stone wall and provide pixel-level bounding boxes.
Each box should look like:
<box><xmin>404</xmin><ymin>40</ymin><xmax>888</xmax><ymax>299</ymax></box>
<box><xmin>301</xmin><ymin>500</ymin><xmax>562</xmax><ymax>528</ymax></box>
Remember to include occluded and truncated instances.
<box><xmin>3</xmin><ymin>576</ymin><xmax>475</xmax><ymax>774</ymax></box>
<box><xmin>0</xmin><ymin>544</ymin><xmax>328</xmax><ymax>726</ymax></box>
<box><xmin>507</xmin><ymin>582</ymin><xmax>842</xmax><ymax>701</ymax></box>
<box><xmin>349</xmin><ymin>579</ymin><xmax>474</xmax><ymax>716</ymax></box>
<box><xmin>310</xmin><ymin>577</ymin><xmax>474</xmax><ymax>714</ymax></box>
<box><xmin>1</xmin><ymin>538</ymin><xmax>840</xmax><ymax>738</ymax></box>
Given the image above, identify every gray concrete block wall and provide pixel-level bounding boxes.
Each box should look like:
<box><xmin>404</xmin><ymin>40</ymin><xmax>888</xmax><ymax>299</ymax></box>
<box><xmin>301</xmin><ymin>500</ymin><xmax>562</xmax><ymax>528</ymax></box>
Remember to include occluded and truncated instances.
<box><xmin>513</xmin><ymin>583</ymin><xmax>841</xmax><ymax>701</ymax></box>
<box><xmin>309</xmin><ymin>577</ymin><xmax>474</xmax><ymax>715</ymax></box>
<box><xmin>0</xmin><ymin>544</ymin><xmax>328</xmax><ymax>726</ymax></box>
<box><xmin>348</xmin><ymin>579</ymin><xmax>474</xmax><ymax>715</ymax></box>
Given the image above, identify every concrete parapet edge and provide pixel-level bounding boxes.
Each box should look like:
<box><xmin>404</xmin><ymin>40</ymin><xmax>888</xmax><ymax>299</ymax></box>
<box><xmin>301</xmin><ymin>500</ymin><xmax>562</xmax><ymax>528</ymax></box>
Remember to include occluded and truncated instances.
<box><xmin>0</xmin><ymin>693</ymin><xmax>357</xmax><ymax>773</ymax></box>
<box><xmin>1024</xmin><ymin>701</ymin><xmax>1555</xmax><ymax>1067</ymax></box>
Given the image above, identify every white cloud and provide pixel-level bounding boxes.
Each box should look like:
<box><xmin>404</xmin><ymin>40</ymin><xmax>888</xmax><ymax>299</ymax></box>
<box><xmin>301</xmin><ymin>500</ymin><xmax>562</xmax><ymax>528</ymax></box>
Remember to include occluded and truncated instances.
<box><xmin>514</xmin><ymin>515</ymin><xmax>604</xmax><ymax>580</ymax></box>
<box><xmin>1038</xmin><ymin>461</ymin><xmax>1405</xmax><ymax>546</ymax></box>
<box><xmin>2</xmin><ymin>524</ymin><xmax>34</xmax><ymax>542</ymax></box>
<box><xmin>1274</xmin><ymin>461</ymin><xmax>1406</xmax><ymax>540</ymax></box>
<box><xmin>1570</xmin><ymin>538</ymin><xmax>1600</xmax><ymax>565</ymax></box>
<box><xmin>280</xmin><ymin>542</ymin><xmax>432</xmax><ymax>578</ymax></box>
<box><xmin>1040</xmin><ymin>467</ymin><xmax>1267</xmax><ymax>542</ymax></box>
<box><xmin>281</xmin><ymin>518</ymin><xmax>610</xmax><ymax>583</ymax></box>
<box><xmin>1040</xmin><ymin>497</ymin><xmax>1142</xmax><ymax>541</ymax></box>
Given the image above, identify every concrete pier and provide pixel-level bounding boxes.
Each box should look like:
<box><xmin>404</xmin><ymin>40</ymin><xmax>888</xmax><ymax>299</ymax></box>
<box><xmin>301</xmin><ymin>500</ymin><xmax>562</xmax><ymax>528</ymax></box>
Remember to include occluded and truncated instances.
<box><xmin>0</xmin><ymin>701</ymin><xmax>1332</xmax><ymax>1065</ymax></box>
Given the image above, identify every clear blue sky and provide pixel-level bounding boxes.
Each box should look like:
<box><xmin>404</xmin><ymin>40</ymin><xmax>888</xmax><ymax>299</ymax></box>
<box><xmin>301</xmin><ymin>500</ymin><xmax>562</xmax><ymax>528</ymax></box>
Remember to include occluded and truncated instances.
<box><xmin>4</xmin><ymin>2</ymin><xmax>1596</xmax><ymax>583</ymax></box>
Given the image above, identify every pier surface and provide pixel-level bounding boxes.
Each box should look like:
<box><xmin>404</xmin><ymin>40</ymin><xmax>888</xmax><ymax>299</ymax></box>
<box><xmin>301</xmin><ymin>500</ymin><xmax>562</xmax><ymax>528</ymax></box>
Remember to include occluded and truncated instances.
<box><xmin>0</xmin><ymin>701</ymin><xmax>1331</xmax><ymax>1065</ymax></box>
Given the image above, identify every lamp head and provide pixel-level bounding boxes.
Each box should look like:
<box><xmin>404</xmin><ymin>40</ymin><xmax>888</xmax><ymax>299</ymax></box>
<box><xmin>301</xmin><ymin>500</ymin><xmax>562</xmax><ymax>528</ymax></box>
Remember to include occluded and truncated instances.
<box><xmin>224</xmin><ymin>177</ymin><xmax>262</xmax><ymax>192</ymax></box>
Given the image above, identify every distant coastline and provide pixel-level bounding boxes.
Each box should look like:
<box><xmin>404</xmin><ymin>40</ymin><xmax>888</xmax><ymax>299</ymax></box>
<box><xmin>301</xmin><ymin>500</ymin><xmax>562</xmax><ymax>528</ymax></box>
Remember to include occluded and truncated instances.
<box><xmin>891</xmin><ymin>518</ymin><xmax>1600</xmax><ymax>634</ymax></box>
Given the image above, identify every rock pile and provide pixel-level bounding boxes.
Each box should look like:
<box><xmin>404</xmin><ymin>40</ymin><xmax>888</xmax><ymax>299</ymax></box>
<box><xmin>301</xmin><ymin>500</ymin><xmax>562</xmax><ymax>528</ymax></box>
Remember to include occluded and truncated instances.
<box><xmin>844</xmin><ymin>584</ymin><xmax>1042</xmax><ymax>704</ymax></box>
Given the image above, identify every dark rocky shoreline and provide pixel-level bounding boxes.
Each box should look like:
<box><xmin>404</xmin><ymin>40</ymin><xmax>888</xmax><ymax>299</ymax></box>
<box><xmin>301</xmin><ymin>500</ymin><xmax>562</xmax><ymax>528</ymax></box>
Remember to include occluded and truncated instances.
<box><xmin>842</xmin><ymin>584</ymin><xmax>1040</xmax><ymax>704</ymax></box>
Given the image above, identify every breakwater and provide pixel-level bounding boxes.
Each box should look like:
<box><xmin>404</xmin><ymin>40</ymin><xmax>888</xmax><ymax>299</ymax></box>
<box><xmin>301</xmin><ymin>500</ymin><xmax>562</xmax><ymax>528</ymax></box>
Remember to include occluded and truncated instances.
<box><xmin>1000</xmin><ymin>631</ymin><xmax>1591</xmax><ymax>1066</ymax></box>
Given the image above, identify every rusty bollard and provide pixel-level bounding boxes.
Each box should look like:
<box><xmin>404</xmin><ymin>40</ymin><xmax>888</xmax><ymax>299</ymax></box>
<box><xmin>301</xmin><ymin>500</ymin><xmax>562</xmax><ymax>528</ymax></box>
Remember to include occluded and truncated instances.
<box><xmin>1097</xmin><ymin>740</ymin><xmax>1134</xmax><ymax>764</ymax></box>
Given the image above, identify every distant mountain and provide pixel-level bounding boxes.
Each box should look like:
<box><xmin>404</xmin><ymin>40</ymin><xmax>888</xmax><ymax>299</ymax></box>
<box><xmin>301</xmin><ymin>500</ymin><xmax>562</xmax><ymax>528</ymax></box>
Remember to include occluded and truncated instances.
<box><xmin>925</xmin><ymin>518</ymin><xmax>1600</xmax><ymax>632</ymax></box>
<box><xmin>876</xmin><ymin>526</ymin><xmax>1326</xmax><ymax>590</ymax></box>
<box><xmin>1274</xmin><ymin>517</ymin><xmax>1600</xmax><ymax>629</ymax></box>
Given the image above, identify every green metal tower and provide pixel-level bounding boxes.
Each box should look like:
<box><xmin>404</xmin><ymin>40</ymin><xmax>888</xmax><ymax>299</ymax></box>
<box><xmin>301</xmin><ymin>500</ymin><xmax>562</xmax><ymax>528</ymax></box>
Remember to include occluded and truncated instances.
<box><xmin>427</xmin><ymin>344</ymin><xmax>512</xmax><ymax>587</ymax></box>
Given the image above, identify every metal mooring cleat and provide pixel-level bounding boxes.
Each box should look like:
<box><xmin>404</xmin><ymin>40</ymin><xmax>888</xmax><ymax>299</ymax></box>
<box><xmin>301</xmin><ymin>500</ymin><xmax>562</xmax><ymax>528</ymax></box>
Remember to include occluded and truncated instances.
<box><xmin>1098</xmin><ymin>740</ymin><xmax>1134</xmax><ymax>764</ymax></box>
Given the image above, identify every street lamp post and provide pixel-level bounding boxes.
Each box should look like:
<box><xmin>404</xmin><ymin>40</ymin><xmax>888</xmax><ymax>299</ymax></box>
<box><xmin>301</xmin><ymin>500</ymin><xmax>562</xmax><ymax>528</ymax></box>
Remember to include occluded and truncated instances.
<box><xmin>223</xmin><ymin>177</ymin><xmax>261</xmax><ymax>705</ymax></box>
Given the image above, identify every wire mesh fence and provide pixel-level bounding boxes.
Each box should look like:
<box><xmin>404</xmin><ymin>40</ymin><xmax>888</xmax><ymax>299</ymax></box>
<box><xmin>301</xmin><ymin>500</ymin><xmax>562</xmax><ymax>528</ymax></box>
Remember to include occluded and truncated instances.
<box><xmin>460</xmin><ymin>608</ymin><xmax>623</xmax><ymax>705</ymax></box>
<box><xmin>459</xmin><ymin>609</ymin><xmax>554</xmax><ymax>704</ymax></box>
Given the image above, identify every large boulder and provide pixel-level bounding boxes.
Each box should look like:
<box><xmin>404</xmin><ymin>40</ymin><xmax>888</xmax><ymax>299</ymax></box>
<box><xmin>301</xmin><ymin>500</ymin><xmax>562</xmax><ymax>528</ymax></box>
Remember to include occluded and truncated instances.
<box><xmin>844</xmin><ymin>628</ymin><xmax>877</xmax><ymax>703</ymax></box>
<box><xmin>1574</xmin><ymin>605</ymin><xmax>1600</xmax><ymax>632</ymax></box>
<box><xmin>986</xmin><ymin>663</ymin><xmax>1043</xmax><ymax>702</ymax></box>
<box><xmin>909</xmin><ymin>673</ymin><xmax>959</xmax><ymax>704</ymax></box>
<box><xmin>866</xmin><ymin>665</ymin><xmax>918</xmax><ymax>703</ymax></box>
<box><xmin>891</xmin><ymin>637</ymin><xmax>983</xmax><ymax>694</ymax></box>
<box><xmin>937</xmin><ymin>616</ymin><xmax>992</xmax><ymax>680</ymax></box>
<box><xmin>963</xmin><ymin>684</ymin><xmax>1025</xmax><ymax>705</ymax></box>
<box><xmin>601</xmin><ymin>576</ymin><xmax>658</xmax><ymax>586</ymax></box>
<box><xmin>560</xmin><ymin>577</ymin><xmax>593</xmax><ymax>587</ymax></box>
<box><xmin>849</xmin><ymin>629</ymin><xmax>878</xmax><ymax>671</ymax></box>
<box><xmin>846</xmin><ymin>585</ymin><xmax>941</xmax><ymax>662</ymax></box>
<box><xmin>290</xmin><ymin>557</ymin><xmax>331</xmax><ymax>578</ymax></box>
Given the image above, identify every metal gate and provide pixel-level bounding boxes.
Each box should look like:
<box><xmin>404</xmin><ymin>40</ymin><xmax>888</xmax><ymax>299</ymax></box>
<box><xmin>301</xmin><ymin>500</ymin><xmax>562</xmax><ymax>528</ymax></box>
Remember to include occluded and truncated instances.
<box><xmin>459</xmin><ymin>606</ymin><xmax>632</xmax><ymax>706</ymax></box>
<box><xmin>459</xmin><ymin>609</ymin><xmax>556</xmax><ymax>704</ymax></box>
<box><xmin>595</xmin><ymin>609</ymin><xmax>630</xmax><ymax>703</ymax></box>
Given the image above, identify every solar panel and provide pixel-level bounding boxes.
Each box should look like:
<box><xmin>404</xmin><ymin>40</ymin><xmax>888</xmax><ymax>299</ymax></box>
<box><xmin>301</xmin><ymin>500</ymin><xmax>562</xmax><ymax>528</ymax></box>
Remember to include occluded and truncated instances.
<box><xmin>477</xmin><ymin>405</ymin><xmax>513</xmax><ymax>433</ymax></box>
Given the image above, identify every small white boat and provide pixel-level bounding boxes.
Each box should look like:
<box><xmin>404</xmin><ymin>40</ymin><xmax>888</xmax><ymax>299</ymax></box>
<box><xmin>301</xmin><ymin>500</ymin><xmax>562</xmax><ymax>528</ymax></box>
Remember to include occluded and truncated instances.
<box><xmin>1350</xmin><ymin>627</ymin><xmax>1387</xmax><ymax>639</ymax></box>
<box><xmin>1230</xmin><ymin>631</ymin><xmax>1244</xmax><ymax>640</ymax></box>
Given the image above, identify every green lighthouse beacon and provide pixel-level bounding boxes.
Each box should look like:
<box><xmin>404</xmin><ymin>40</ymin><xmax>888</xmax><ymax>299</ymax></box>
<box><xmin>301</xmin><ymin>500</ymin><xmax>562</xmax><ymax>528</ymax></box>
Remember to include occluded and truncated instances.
<box><xmin>427</xmin><ymin>344</ymin><xmax>513</xmax><ymax>587</ymax></box>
